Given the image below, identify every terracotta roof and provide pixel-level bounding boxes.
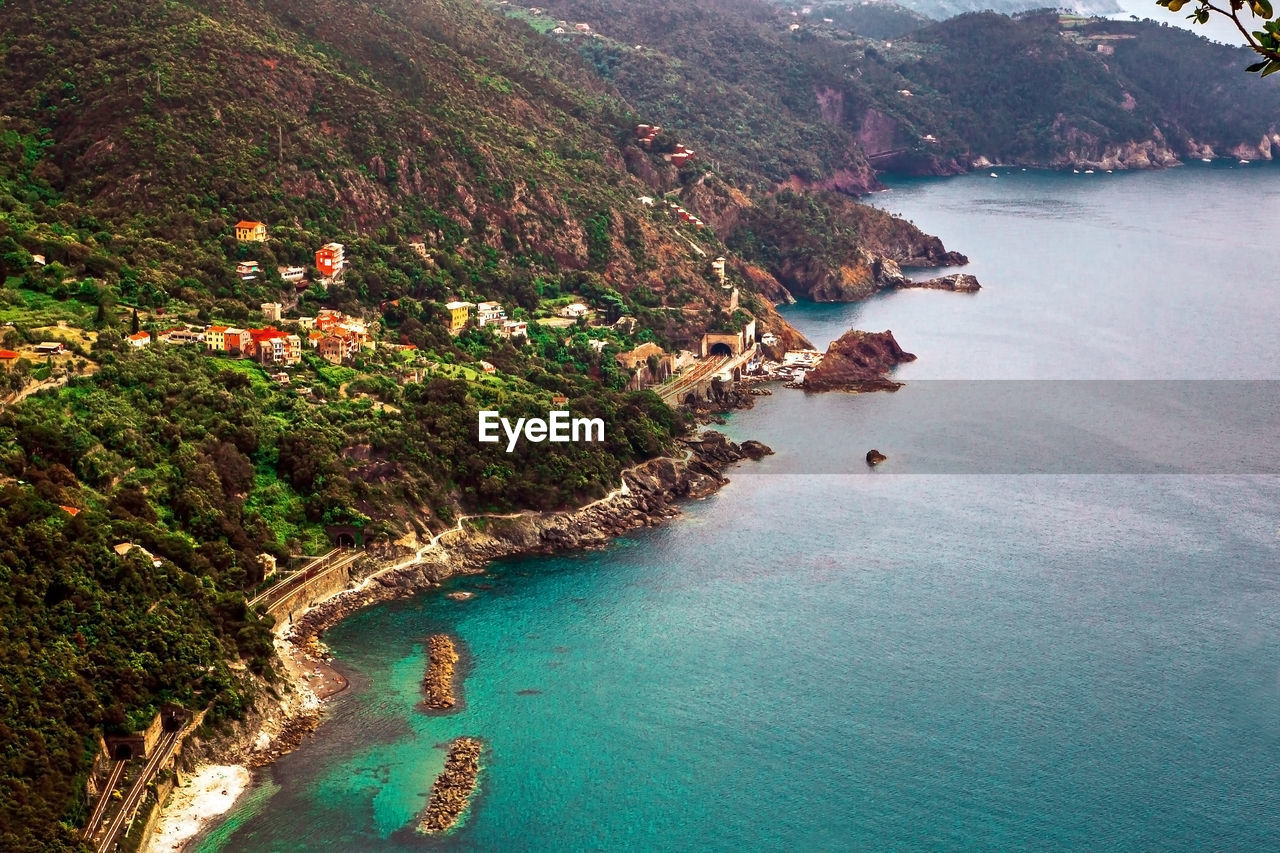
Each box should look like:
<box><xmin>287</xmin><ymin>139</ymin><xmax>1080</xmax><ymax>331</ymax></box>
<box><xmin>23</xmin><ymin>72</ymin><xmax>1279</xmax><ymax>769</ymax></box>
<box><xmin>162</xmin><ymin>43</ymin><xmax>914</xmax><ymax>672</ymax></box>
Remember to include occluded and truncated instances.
<box><xmin>128</xmin><ymin>332</ymin><xmax>150</xmax><ymax>341</ymax></box>
<box><xmin>0</xmin><ymin>350</ymin><xmax>18</xmax><ymax>359</ymax></box>
<box><xmin>208</xmin><ymin>325</ymin><xmax>229</xmax><ymax>333</ymax></box>
<box><xmin>236</xmin><ymin>220</ymin><xmax>263</xmax><ymax>228</ymax></box>
<box><xmin>249</xmin><ymin>328</ymin><xmax>286</xmax><ymax>342</ymax></box>
<box><xmin>59</xmin><ymin>505</ymin><xmax>81</xmax><ymax>516</ymax></box>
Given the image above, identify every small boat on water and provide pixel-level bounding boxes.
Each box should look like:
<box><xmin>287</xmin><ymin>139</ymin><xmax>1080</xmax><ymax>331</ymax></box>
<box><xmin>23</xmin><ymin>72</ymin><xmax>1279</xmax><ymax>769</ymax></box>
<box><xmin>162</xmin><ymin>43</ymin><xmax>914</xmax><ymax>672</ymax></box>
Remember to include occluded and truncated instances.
<box><xmin>1084</xmin><ymin>169</ymin><xmax>1095</xmax><ymax>174</ymax></box>
<box><xmin>1201</xmin><ymin>157</ymin><xmax>1213</xmax><ymax>162</ymax></box>
<box><xmin>1239</xmin><ymin>159</ymin><xmax>1251</xmax><ymax>165</ymax></box>
<box><xmin>1073</xmin><ymin>168</ymin><xmax>1080</xmax><ymax>174</ymax></box>
<box><xmin>990</xmin><ymin>172</ymin><xmax>998</xmax><ymax>177</ymax></box>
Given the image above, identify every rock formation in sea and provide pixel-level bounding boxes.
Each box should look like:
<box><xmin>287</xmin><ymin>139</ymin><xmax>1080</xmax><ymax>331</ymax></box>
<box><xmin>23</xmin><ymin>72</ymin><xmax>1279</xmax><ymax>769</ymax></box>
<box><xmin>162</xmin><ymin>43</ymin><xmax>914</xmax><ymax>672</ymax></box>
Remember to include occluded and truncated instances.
<box><xmin>802</xmin><ymin>330</ymin><xmax>917</xmax><ymax>393</ymax></box>
<box><xmin>422</xmin><ymin>635</ymin><xmax>460</xmax><ymax>711</ymax></box>
<box><xmin>899</xmin><ymin>273</ymin><xmax>981</xmax><ymax>292</ymax></box>
<box><xmin>417</xmin><ymin>737</ymin><xmax>483</xmax><ymax>834</ymax></box>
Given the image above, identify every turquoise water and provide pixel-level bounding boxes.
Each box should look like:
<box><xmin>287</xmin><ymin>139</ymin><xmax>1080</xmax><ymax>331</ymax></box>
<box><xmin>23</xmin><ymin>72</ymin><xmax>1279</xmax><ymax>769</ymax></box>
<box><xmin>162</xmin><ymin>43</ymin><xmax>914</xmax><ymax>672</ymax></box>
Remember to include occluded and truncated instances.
<box><xmin>206</xmin><ymin>167</ymin><xmax>1280</xmax><ymax>851</ymax></box>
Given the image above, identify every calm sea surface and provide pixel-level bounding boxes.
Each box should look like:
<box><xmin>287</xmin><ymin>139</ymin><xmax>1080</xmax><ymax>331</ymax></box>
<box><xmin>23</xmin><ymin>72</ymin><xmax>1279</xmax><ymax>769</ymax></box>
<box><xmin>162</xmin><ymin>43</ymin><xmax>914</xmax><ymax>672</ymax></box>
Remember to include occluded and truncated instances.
<box><xmin>203</xmin><ymin>165</ymin><xmax>1280</xmax><ymax>851</ymax></box>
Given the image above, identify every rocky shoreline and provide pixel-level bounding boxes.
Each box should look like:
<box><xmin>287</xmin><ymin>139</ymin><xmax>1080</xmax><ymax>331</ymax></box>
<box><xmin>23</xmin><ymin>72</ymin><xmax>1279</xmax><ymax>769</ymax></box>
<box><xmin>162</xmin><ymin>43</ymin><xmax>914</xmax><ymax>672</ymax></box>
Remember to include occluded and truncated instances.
<box><xmin>286</xmin><ymin>431</ymin><xmax>765</xmax><ymax>645</ymax></box>
<box><xmin>157</xmin><ymin>431</ymin><xmax>768</xmax><ymax>850</ymax></box>
<box><xmin>417</xmin><ymin>737</ymin><xmax>483</xmax><ymax>834</ymax></box>
<box><xmin>422</xmin><ymin>634</ymin><xmax>460</xmax><ymax>711</ymax></box>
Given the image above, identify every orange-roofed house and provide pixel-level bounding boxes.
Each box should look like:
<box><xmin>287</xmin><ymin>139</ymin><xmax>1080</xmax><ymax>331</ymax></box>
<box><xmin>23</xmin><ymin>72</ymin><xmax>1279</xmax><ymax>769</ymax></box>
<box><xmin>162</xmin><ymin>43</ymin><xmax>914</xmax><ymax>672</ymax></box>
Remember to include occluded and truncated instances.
<box><xmin>316</xmin><ymin>243</ymin><xmax>345</xmax><ymax>278</ymax></box>
<box><xmin>205</xmin><ymin>326</ymin><xmax>228</xmax><ymax>352</ymax></box>
<box><xmin>235</xmin><ymin>220</ymin><xmax>267</xmax><ymax>242</ymax></box>
<box><xmin>127</xmin><ymin>331</ymin><xmax>151</xmax><ymax>349</ymax></box>
<box><xmin>248</xmin><ymin>327</ymin><xmax>293</xmax><ymax>364</ymax></box>
<box><xmin>0</xmin><ymin>349</ymin><xmax>19</xmax><ymax>369</ymax></box>
<box><xmin>224</xmin><ymin>328</ymin><xmax>250</xmax><ymax>357</ymax></box>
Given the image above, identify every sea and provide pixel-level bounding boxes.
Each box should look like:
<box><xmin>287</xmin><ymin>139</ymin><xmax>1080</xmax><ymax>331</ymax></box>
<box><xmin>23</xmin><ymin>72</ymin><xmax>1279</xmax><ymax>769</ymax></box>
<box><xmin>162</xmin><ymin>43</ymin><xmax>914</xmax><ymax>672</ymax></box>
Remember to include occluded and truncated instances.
<box><xmin>200</xmin><ymin>164</ymin><xmax>1280</xmax><ymax>852</ymax></box>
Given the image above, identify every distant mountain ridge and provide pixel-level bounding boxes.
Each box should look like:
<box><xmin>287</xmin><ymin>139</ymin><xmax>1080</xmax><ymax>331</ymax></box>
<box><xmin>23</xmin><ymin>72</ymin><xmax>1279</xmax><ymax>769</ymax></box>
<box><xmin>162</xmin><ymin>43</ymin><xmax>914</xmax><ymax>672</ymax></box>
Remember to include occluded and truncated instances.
<box><xmin>527</xmin><ymin>0</ymin><xmax>1280</xmax><ymax>183</ymax></box>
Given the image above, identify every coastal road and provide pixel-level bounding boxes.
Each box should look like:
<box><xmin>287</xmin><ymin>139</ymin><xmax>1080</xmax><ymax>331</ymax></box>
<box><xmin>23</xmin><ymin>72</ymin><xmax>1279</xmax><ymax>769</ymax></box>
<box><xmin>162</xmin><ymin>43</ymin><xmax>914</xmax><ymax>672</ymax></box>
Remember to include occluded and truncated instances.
<box><xmin>82</xmin><ymin>759</ymin><xmax>126</xmax><ymax>840</ymax></box>
<box><xmin>95</xmin><ymin>727</ymin><xmax>181</xmax><ymax>853</ymax></box>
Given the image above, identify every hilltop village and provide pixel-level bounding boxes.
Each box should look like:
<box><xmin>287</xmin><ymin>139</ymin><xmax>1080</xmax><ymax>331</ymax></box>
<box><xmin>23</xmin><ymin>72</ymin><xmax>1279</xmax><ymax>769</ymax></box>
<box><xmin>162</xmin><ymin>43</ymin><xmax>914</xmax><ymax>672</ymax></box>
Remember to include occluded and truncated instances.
<box><xmin>1</xmin><ymin>151</ymin><xmax>826</xmax><ymax>415</ymax></box>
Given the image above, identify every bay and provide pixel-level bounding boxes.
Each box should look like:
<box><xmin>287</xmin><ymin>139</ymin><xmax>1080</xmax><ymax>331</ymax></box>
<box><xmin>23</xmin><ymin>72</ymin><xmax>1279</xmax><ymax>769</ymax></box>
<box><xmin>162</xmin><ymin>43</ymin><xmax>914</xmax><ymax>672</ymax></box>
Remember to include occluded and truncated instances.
<box><xmin>203</xmin><ymin>165</ymin><xmax>1280</xmax><ymax>852</ymax></box>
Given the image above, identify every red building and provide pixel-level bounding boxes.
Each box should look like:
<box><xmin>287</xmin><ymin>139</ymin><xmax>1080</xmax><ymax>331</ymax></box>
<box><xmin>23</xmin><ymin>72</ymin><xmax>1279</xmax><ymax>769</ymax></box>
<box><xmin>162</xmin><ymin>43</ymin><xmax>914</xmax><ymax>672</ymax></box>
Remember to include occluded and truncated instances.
<box><xmin>315</xmin><ymin>243</ymin><xmax>345</xmax><ymax>278</ymax></box>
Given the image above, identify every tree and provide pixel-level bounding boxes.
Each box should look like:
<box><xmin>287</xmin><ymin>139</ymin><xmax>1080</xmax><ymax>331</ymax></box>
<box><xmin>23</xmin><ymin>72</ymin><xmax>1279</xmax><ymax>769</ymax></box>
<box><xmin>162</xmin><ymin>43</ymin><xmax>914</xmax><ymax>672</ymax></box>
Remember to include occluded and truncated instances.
<box><xmin>130</xmin><ymin>308</ymin><xmax>140</xmax><ymax>334</ymax></box>
<box><xmin>1160</xmin><ymin>0</ymin><xmax>1280</xmax><ymax>74</ymax></box>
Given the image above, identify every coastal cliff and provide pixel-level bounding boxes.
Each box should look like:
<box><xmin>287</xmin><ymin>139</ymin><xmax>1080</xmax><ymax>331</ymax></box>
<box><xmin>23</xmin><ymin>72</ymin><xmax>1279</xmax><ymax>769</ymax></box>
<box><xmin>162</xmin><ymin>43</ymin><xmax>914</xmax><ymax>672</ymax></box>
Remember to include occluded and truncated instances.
<box><xmin>288</xmin><ymin>432</ymin><xmax>766</xmax><ymax>645</ymax></box>
<box><xmin>803</xmin><ymin>330</ymin><xmax>917</xmax><ymax>392</ymax></box>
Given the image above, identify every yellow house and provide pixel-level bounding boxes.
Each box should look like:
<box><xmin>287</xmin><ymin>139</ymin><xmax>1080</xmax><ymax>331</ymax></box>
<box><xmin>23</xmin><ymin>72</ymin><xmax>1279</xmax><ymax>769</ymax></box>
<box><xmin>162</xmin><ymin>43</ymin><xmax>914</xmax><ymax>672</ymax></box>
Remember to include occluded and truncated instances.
<box><xmin>235</xmin><ymin>220</ymin><xmax>267</xmax><ymax>242</ymax></box>
<box><xmin>205</xmin><ymin>326</ymin><xmax>228</xmax><ymax>352</ymax></box>
<box><xmin>445</xmin><ymin>301</ymin><xmax>473</xmax><ymax>335</ymax></box>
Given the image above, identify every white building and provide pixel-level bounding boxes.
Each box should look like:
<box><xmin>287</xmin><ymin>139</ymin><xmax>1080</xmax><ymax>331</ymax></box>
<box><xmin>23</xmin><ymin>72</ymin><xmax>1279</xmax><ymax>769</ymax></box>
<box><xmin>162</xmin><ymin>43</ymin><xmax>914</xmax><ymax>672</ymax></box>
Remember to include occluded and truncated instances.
<box><xmin>261</xmin><ymin>302</ymin><xmax>282</xmax><ymax>323</ymax></box>
<box><xmin>476</xmin><ymin>301</ymin><xmax>507</xmax><ymax>326</ymax></box>
<box><xmin>559</xmin><ymin>303</ymin><xmax>589</xmax><ymax>319</ymax></box>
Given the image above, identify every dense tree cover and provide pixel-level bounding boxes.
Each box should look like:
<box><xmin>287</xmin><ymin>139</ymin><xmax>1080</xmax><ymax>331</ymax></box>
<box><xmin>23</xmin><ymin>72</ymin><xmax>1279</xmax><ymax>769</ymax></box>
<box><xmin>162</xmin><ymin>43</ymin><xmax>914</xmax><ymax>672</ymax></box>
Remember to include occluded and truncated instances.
<box><xmin>0</xmin><ymin>338</ymin><xmax>681</xmax><ymax>849</ymax></box>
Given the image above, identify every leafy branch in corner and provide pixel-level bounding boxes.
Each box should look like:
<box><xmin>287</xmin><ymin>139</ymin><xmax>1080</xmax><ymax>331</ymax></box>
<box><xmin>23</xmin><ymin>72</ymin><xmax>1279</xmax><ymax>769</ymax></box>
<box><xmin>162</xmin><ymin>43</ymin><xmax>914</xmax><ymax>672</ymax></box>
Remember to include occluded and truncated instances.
<box><xmin>1158</xmin><ymin>0</ymin><xmax>1280</xmax><ymax>75</ymax></box>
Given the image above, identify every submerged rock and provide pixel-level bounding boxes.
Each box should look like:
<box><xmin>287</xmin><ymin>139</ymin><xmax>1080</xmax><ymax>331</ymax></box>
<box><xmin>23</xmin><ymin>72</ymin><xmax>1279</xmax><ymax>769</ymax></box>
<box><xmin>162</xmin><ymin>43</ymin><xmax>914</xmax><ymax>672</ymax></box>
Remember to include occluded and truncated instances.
<box><xmin>866</xmin><ymin>449</ymin><xmax>887</xmax><ymax>466</ymax></box>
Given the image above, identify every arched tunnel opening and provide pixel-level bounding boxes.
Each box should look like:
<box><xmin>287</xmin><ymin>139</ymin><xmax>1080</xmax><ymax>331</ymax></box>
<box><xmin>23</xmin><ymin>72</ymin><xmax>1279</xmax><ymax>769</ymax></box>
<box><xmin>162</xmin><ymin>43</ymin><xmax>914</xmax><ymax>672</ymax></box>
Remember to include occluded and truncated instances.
<box><xmin>709</xmin><ymin>342</ymin><xmax>734</xmax><ymax>357</ymax></box>
<box><xmin>113</xmin><ymin>744</ymin><xmax>133</xmax><ymax>761</ymax></box>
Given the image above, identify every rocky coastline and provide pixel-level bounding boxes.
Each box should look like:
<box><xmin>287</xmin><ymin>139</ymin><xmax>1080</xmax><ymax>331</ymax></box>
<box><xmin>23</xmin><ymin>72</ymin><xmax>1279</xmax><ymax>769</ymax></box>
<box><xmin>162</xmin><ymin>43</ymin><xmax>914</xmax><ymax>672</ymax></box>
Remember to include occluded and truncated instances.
<box><xmin>159</xmin><ymin>430</ymin><xmax>769</xmax><ymax>851</ymax></box>
<box><xmin>287</xmin><ymin>431</ymin><xmax>765</xmax><ymax>645</ymax></box>
<box><xmin>417</xmin><ymin>737</ymin><xmax>483</xmax><ymax>834</ymax></box>
<box><xmin>422</xmin><ymin>634</ymin><xmax>460</xmax><ymax>711</ymax></box>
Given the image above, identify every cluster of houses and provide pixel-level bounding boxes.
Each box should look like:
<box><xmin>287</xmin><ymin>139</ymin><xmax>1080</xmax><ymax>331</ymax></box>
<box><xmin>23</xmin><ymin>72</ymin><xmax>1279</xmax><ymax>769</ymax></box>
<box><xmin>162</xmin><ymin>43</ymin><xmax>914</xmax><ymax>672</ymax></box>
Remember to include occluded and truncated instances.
<box><xmin>132</xmin><ymin>308</ymin><xmax>372</xmax><ymax>366</ymax></box>
<box><xmin>444</xmin><ymin>299</ymin><xmax>529</xmax><ymax>339</ymax></box>
<box><xmin>233</xmin><ymin>220</ymin><xmax>346</xmax><ymax>287</ymax></box>
<box><xmin>667</xmin><ymin>200</ymin><xmax>706</xmax><ymax>229</ymax></box>
<box><xmin>524</xmin><ymin>7</ymin><xmax>593</xmax><ymax>36</ymax></box>
<box><xmin>635</xmin><ymin>125</ymin><xmax>698</xmax><ymax>167</ymax></box>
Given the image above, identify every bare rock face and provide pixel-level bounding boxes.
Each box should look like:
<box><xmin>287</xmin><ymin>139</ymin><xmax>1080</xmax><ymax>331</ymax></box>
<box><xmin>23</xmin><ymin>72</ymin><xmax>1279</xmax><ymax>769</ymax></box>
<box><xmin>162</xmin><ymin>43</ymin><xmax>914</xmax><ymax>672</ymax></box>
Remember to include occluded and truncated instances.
<box><xmin>900</xmin><ymin>273</ymin><xmax>981</xmax><ymax>292</ymax></box>
<box><xmin>803</xmin><ymin>329</ymin><xmax>916</xmax><ymax>393</ymax></box>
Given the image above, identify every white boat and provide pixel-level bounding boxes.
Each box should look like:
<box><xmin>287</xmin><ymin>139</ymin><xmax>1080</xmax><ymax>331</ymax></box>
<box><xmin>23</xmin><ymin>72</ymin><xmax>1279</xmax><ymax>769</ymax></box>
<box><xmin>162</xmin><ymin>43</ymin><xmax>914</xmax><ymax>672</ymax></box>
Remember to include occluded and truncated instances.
<box><xmin>1201</xmin><ymin>157</ymin><xmax>1212</xmax><ymax>162</ymax></box>
<box><xmin>1239</xmin><ymin>159</ymin><xmax>1251</xmax><ymax>164</ymax></box>
<box><xmin>990</xmin><ymin>172</ymin><xmax>998</xmax><ymax>177</ymax></box>
<box><xmin>1084</xmin><ymin>169</ymin><xmax>1095</xmax><ymax>174</ymax></box>
<box><xmin>1073</xmin><ymin>169</ymin><xmax>1080</xmax><ymax>174</ymax></box>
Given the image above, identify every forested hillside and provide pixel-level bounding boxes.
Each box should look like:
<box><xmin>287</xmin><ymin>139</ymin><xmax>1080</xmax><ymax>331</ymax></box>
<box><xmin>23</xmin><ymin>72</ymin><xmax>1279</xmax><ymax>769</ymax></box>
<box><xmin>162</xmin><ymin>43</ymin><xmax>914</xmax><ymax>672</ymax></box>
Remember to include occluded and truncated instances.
<box><xmin>526</xmin><ymin>0</ymin><xmax>1280</xmax><ymax>175</ymax></box>
<box><xmin>4</xmin><ymin>0</ymin><xmax>1275</xmax><ymax>846</ymax></box>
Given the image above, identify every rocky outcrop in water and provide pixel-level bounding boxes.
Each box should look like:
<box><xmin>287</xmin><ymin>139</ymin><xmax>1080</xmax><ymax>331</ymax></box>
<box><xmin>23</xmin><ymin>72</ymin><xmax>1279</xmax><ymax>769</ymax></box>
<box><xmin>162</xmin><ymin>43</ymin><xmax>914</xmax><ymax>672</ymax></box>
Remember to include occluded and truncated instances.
<box><xmin>803</xmin><ymin>330</ymin><xmax>917</xmax><ymax>393</ymax></box>
<box><xmin>417</xmin><ymin>737</ymin><xmax>482</xmax><ymax>834</ymax></box>
<box><xmin>900</xmin><ymin>273</ymin><xmax>981</xmax><ymax>292</ymax></box>
<box><xmin>423</xmin><ymin>635</ymin><xmax>460</xmax><ymax>711</ymax></box>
